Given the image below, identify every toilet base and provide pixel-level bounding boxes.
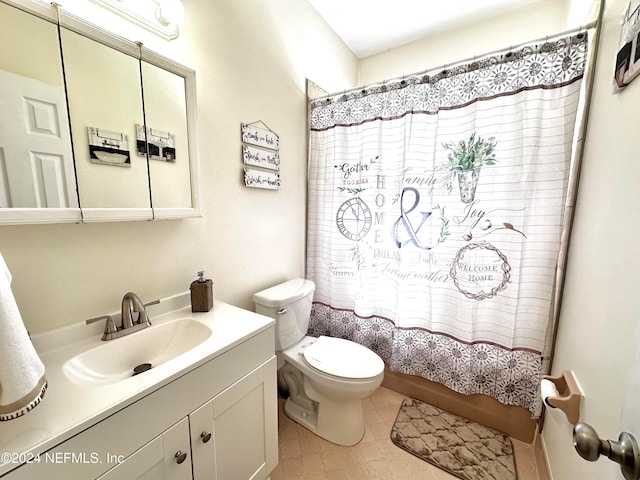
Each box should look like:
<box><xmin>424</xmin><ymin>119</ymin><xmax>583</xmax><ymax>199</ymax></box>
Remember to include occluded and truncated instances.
<box><xmin>283</xmin><ymin>396</ymin><xmax>318</xmax><ymax>432</ymax></box>
<box><xmin>278</xmin><ymin>338</ymin><xmax>382</xmax><ymax>446</ymax></box>
<box><xmin>284</xmin><ymin>394</ymin><xmax>365</xmax><ymax>446</ymax></box>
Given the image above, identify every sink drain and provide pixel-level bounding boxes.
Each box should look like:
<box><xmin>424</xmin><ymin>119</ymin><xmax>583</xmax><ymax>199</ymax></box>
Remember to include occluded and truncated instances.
<box><xmin>133</xmin><ymin>363</ymin><xmax>152</xmax><ymax>376</ymax></box>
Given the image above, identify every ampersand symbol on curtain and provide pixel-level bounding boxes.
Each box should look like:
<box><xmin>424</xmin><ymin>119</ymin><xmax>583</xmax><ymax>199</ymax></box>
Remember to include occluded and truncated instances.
<box><xmin>391</xmin><ymin>187</ymin><xmax>433</xmax><ymax>249</ymax></box>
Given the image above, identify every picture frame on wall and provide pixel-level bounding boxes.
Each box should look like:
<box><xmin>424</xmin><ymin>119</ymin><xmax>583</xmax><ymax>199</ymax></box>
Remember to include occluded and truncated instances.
<box><xmin>614</xmin><ymin>0</ymin><xmax>640</xmax><ymax>92</ymax></box>
<box><xmin>136</xmin><ymin>125</ymin><xmax>177</xmax><ymax>163</ymax></box>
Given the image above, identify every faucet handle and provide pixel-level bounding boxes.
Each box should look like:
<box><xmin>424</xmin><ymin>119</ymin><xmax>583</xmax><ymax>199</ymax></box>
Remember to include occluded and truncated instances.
<box><xmin>139</xmin><ymin>299</ymin><xmax>160</xmax><ymax>326</ymax></box>
<box><xmin>86</xmin><ymin>314</ymin><xmax>118</xmax><ymax>335</ymax></box>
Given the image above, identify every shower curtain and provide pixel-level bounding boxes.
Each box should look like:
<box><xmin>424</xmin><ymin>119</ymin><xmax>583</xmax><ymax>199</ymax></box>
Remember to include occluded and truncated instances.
<box><xmin>307</xmin><ymin>33</ymin><xmax>589</xmax><ymax>416</ymax></box>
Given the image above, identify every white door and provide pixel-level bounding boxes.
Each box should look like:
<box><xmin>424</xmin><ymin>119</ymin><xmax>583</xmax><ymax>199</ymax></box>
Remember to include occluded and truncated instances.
<box><xmin>202</xmin><ymin>357</ymin><xmax>278</xmax><ymax>480</ymax></box>
<box><xmin>190</xmin><ymin>399</ymin><xmax>216</xmax><ymax>479</ymax></box>
<box><xmin>617</xmin><ymin>334</ymin><xmax>640</xmax><ymax>480</ymax></box>
<box><xmin>97</xmin><ymin>417</ymin><xmax>192</xmax><ymax>480</ymax></box>
<box><xmin>0</xmin><ymin>69</ymin><xmax>77</xmax><ymax>208</ymax></box>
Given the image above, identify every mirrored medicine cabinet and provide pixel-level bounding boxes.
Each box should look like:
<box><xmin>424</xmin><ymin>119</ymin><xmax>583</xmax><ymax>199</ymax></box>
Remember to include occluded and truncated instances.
<box><xmin>0</xmin><ymin>0</ymin><xmax>200</xmax><ymax>224</ymax></box>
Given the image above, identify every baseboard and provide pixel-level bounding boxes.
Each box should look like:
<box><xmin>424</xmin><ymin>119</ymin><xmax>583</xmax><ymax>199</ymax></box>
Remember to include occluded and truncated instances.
<box><xmin>534</xmin><ymin>433</ymin><xmax>552</xmax><ymax>480</ymax></box>
<box><xmin>382</xmin><ymin>367</ymin><xmax>537</xmax><ymax>443</ymax></box>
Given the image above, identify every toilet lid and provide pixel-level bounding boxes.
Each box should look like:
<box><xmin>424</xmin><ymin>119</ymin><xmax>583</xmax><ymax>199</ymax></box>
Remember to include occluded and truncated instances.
<box><xmin>302</xmin><ymin>336</ymin><xmax>384</xmax><ymax>379</ymax></box>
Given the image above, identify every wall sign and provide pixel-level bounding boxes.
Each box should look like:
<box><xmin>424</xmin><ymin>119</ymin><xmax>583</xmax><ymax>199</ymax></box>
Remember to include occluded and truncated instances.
<box><xmin>241</xmin><ymin>123</ymin><xmax>279</xmax><ymax>150</ymax></box>
<box><xmin>243</xmin><ymin>144</ymin><xmax>280</xmax><ymax>170</ymax></box>
<box><xmin>614</xmin><ymin>0</ymin><xmax>640</xmax><ymax>92</ymax></box>
<box><xmin>87</xmin><ymin>127</ymin><xmax>130</xmax><ymax>167</ymax></box>
<box><xmin>241</xmin><ymin>121</ymin><xmax>280</xmax><ymax>189</ymax></box>
<box><xmin>136</xmin><ymin>125</ymin><xmax>177</xmax><ymax>163</ymax></box>
<box><xmin>244</xmin><ymin>167</ymin><xmax>280</xmax><ymax>190</ymax></box>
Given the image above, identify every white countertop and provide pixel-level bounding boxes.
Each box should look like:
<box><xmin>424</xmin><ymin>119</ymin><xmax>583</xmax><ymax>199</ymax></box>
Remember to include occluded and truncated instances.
<box><xmin>0</xmin><ymin>293</ymin><xmax>275</xmax><ymax>477</ymax></box>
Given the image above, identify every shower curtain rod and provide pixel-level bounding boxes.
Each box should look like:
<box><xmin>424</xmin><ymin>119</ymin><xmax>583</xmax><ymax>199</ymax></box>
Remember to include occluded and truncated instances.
<box><xmin>312</xmin><ymin>20</ymin><xmax>598</xmax><ymax>103</ymax></box>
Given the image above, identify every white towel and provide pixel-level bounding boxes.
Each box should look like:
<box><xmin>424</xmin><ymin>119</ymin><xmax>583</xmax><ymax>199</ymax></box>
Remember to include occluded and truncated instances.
<box><xmin>0</xmin><ymin>253</ymin><xmax>47</xmax><ymax>421</ymax></box>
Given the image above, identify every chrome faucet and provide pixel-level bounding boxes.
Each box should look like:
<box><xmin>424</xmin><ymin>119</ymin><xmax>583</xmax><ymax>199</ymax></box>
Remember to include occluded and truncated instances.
<box><xmin>121</xmin><ymin>292</ymin><xmax>154</xmax><ymax>329</ymax></box>
<box><xmin>86</xmin><ymin>292</ymin><xmax>160</xmax><ymax>341</ymax></box>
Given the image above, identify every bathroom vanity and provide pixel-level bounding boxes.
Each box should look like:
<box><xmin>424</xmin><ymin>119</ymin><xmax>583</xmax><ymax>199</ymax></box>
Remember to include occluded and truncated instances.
<box><xmin>0</xmin><ymin>295</ymin><xmax>277</xmax><ymax>479</ymax></box>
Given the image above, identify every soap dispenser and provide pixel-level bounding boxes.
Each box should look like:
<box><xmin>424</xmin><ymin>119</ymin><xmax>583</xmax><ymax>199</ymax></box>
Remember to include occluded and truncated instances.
<box><xmin>190</xmin><ymin>271</ymin><xmax>213</xmax><ymax>312</ymax></box>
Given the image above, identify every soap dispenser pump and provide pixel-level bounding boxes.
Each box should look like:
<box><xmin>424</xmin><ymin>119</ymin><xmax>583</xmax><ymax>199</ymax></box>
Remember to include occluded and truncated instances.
<box><xmin>190</xmin><ymin>271</ymin><xmax>213</xmax><ymax>312</ymax></box>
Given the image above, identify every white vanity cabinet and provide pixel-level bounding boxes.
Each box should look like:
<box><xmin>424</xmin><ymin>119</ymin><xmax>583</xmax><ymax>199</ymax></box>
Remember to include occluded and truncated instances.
<box><xmin>97</xmin><ymin>356</ymin><xmax>277</xmax><ymax>480</ymax></box>
<box><xmin>1</xmin><ymin>325</ymin><xmax>278</xmax><ymax>480</ymax></box>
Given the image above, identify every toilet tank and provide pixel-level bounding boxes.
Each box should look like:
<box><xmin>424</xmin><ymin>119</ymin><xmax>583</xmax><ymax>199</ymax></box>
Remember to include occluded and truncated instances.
<box><xmin>253</xmin><ymin>278</ymin><xmax>315</xmax><ymax>351</ymax></box>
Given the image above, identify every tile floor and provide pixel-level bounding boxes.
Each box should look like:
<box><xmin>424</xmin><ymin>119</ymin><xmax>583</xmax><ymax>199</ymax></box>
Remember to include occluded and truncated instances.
<box><xmin>270</xmin><ymin>386</ymin><xmax>541</xmax><ymax>480</ymax></box>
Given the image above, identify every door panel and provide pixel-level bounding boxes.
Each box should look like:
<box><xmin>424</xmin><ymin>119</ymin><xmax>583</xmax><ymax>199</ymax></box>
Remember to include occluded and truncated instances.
<box><xmin>211</xmin><ymin>357</ymin><xmax>277</xmax><ymax>480</ymax></box>
<box><xmin>0</xmin><ymin>69</ymin><xmax>76</xmax><ymax>208</ymax></box>
<box><xmin>190</xmin><ymin>400</ymin><xmax>216</xmax><ymax>480</ymax></box>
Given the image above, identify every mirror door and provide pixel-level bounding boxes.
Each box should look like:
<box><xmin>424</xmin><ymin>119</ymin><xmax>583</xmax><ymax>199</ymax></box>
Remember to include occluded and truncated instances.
<box><xmin>0</xmin><ymin>1</ymin><xmax>79</xmax><ymax>223</ymax></box>
<box><xmin>141</xmin><ymin>50</ymin><xmax>199</xmax><ymax>219</ymax></box>
<box><xmin>59</xmin><ymin>22</ymin><xmax>152</xmax><ymax>222</ymax></box>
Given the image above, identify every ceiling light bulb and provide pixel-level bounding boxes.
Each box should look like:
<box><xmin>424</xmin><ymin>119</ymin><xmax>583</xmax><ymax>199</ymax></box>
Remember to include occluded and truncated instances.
<box><xmin>155</xmin><ymin>0</ymin><xmax>184</xmax><ymax>26</ymax></box>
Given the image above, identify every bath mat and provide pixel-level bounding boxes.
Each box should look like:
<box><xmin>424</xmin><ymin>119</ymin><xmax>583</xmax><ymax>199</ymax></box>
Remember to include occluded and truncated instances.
<box><xmin>390</xmin><ymin>398</ymin><xmax>517</xmax><ymax>480</ymax></box>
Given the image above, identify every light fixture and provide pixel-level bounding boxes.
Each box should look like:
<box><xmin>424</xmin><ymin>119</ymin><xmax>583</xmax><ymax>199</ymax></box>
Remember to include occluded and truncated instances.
<box><xmin>155</xmin><ymin>0</ymin><xmax>185</xmax><ymax>27</ymax></box>
<box><xmin>88</xmin><ymin>0</ymin><xmax>184</xmax><ymax>40</ymax></box>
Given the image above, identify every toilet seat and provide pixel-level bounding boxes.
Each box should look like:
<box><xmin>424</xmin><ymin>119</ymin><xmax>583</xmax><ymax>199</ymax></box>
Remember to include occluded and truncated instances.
<box><xmin>302</xmin><ymin>336</ymin><xmax>384</xmax><ymax>380</ymax></box>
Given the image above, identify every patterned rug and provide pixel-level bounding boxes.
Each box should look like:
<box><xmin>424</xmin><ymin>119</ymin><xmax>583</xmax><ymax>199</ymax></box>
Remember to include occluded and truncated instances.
<box><xmin>390</xmin><ymin>398</ymin><xmax>517</xmax><ymax>480</ymax></box>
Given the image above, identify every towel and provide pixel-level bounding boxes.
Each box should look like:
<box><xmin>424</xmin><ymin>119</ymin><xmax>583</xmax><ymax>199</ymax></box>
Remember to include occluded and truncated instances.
<box><xmin>0</xmin><ymin>253</ymin><xmax>47</xmax><ymax>421</ymax></box>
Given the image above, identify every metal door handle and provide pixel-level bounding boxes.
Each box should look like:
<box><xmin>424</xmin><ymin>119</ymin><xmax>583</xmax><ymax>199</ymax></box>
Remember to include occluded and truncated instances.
<box><xmin>574</xmin><ymin>423</ymin><xmax>640</xmax><ymax>480</ymax></box>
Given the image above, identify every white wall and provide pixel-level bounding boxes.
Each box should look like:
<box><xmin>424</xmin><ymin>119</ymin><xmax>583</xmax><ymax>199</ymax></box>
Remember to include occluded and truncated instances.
<box><xmin>543</xmin><ymin>0</ymin><xmax>640</xmax><ymax>477</ymax></box>
<box><xmin>0</xmin><ymin>0</ymin><xmax>358</xmax><ymax>334</ymax></box>
<box><xmin>358</xmin><ymin>0</ymin><xmax>568</xmax><ymax>85</ymax></box>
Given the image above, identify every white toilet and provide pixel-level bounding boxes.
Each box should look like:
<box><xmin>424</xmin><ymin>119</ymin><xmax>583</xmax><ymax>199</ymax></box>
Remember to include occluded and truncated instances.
<box><xmin>254</xmin><ymin>278</ymin><xmax>385</xmax><ymax>446</ymax></box>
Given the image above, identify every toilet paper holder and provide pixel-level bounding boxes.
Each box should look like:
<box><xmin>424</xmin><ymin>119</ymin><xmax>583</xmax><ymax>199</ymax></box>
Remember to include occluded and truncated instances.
<box><xmin>542</xmin><ymin>370</ymin><xmax>582</xmax><ymax>424</ymax></box>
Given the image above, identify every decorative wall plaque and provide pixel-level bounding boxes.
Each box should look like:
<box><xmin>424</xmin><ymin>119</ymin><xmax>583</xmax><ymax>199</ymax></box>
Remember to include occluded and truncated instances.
<box><xmin>241</xmin><ymin>121</ymin><xmax>280</xmax><ymax>189</ymax></box>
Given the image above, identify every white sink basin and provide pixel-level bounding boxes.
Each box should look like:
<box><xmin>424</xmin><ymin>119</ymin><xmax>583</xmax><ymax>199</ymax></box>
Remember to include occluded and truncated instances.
<box><xmin>63</xmin><ymin>319</ymin><xmax>212</xmax><ymax>386</ymax></box>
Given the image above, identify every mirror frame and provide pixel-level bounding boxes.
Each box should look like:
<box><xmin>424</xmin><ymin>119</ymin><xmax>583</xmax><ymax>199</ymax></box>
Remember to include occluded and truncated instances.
<box><xmin>0</xmin><ymin>0</ymin><xmax>200</xmax><ymax>224</ymax></box>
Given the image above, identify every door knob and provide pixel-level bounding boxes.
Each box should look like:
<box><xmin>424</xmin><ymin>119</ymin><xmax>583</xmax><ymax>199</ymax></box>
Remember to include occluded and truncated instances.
<box><xmin>175</xmin><ymin>450</ymin><xmax>188</xmax><ymax>464</ymax></box>
<box><xmin>573</xmin><ymin>422</ymin><xmax>640</xmax><ymax>480</ymax></box>
<box><xmin>200</xmin><ymin>431</ymin><xmax>212</xmax><ymax>443</ymax></box>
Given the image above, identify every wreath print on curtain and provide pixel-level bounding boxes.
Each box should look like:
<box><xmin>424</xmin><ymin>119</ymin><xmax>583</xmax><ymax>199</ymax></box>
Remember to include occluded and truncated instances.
<box><xmin>307</xmin><ymin>33</ymin><xmax>589</xmax><ymax>416</ymax></box>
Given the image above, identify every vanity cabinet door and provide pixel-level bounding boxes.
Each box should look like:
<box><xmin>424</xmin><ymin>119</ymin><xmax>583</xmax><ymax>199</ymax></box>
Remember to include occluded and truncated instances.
<box><xmin>96</xmin><ymin>417</ymin><xmax>191</xmax><ymax>480</ymax></box>
<box><xmin>189</xmin><ymin>400</ymin><xmax>216</xmax><ymax>479</ymax></box>
<box><xmin>190</xmin><ymin>356</ymin><xmax>278</xmax><ymax>480</ymax></box>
